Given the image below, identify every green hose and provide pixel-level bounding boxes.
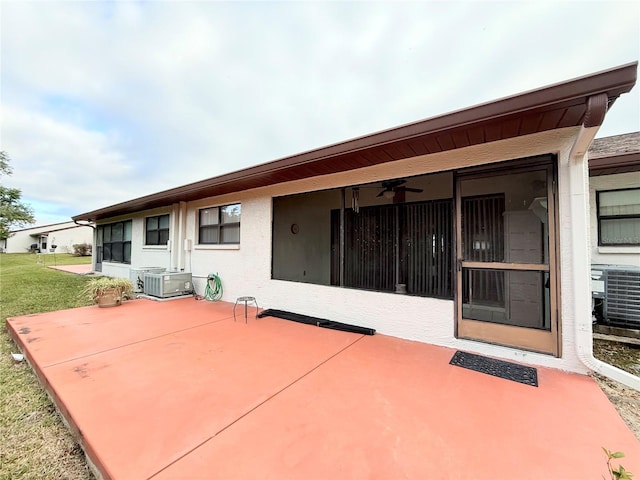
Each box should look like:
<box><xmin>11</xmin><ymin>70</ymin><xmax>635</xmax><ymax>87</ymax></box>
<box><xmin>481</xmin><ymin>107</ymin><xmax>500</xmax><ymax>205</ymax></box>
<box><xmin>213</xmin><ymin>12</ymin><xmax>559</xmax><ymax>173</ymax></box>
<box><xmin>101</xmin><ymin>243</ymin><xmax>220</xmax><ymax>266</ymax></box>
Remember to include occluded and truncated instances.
<box><xmin>204</xmin><ymin>273</ymin><xmax>223</xmax><ymax>301</ymax></box>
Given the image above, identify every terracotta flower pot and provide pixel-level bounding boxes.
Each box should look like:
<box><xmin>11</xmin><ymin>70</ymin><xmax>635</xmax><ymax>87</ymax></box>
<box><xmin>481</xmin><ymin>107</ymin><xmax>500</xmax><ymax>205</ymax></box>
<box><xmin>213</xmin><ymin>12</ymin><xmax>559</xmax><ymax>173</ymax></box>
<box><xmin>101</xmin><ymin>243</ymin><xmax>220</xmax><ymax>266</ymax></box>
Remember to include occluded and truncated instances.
<box><xmin>96</xmin><ymin>288</ymin><xmax>122</xmax><ymax>308</ymax></box>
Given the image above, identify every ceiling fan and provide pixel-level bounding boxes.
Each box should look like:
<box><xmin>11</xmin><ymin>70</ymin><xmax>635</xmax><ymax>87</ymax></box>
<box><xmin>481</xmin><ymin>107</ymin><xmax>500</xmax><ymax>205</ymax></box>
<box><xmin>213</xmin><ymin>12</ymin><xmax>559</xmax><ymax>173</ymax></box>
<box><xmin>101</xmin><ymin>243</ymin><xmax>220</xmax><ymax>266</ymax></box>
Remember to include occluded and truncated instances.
<box><xmin>376</xmin><ymin>179</ymin><xmax>424</xmax><ymax>198</ymax></box>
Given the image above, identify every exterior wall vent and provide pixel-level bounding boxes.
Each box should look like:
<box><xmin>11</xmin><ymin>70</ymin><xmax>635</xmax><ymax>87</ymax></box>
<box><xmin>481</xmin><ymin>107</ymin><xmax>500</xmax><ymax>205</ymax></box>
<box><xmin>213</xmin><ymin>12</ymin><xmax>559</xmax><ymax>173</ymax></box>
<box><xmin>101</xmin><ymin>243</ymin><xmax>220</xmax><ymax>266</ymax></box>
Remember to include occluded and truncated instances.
<box><xmin>143</xmin><ymin>272</ymin><xmax>193</xmax><ymax>298</ymax></box>
<box><xmin>592</xmin><ymin>264</ymin><xmax>640</xmax><ymax>328</ymax></box>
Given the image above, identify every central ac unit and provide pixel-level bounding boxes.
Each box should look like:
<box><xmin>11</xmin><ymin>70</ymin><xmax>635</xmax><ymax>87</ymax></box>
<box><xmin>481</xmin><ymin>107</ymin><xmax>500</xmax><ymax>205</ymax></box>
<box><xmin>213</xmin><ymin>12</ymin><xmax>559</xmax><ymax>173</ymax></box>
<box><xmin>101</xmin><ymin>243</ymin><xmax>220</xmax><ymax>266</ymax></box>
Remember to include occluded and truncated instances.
<box><xmin>591</xmin><ymin>264</ymin><xmax>640</xmax><ymax>328</ymax></box>
<box><xmin>130</xmin><ymin>267</ymin><xmax>166</xmax><ymax>292</ymax></box>
<box><xmin>143</xmin><ymin>272</ymin><xmax>193</xmax><ymax>298</ymax></box>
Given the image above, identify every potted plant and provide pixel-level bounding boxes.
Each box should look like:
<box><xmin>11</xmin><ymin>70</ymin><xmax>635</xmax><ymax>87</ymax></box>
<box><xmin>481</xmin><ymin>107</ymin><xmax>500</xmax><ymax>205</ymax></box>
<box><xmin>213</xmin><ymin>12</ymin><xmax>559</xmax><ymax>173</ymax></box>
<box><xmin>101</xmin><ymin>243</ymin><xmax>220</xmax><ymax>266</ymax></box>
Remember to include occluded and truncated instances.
<box><xmin>81</xmin><ymin>277</ymin><xmax>134</xmax><ymax>308</ymax></box>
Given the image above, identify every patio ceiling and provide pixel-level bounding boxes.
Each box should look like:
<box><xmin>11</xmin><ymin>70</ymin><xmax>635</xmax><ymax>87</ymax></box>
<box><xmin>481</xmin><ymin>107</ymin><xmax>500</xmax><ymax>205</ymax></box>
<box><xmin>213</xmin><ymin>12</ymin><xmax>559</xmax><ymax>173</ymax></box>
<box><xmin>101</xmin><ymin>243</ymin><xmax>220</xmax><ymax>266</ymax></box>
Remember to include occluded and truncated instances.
<box><xmin>73</xmin><ymin>62</ymin><xmax>637</xmax><ymax>222</ymax></box>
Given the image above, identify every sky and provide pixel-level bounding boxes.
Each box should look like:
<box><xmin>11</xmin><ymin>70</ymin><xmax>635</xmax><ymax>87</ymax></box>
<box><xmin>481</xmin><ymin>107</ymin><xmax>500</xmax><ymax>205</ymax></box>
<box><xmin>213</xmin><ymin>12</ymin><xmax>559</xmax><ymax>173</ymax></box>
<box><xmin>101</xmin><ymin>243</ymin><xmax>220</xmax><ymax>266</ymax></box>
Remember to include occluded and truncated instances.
<box><xmin>1</xmin><ymin>1</ymin><xmax>639</xmax><ymax>227</ymax></box>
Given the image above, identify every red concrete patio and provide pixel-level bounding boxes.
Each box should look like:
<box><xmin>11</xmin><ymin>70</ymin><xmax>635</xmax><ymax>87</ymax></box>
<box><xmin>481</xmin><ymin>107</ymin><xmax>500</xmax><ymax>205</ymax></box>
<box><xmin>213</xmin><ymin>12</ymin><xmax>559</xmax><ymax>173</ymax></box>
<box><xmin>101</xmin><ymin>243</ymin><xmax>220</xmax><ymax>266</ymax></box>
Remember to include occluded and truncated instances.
<box><xmin>48</xmin><ymin>264</ymin><xmax>93</xmax><ymax>275</ymax></box>
<box><xmin>7</xmin><ymin>298</ymin><xmax>640</xmax><ymax>480</ymax></box>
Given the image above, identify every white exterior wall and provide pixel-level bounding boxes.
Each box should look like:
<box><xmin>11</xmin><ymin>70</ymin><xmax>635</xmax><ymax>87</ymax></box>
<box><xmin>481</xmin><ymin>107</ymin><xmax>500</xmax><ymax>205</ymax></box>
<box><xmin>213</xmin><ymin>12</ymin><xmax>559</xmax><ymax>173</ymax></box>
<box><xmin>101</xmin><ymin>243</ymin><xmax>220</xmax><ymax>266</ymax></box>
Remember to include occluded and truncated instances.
<box><xmin>4</xmin><ymin>222</ymin><xmax>93</xmax><ymax>254</ymax></box>
<box><xmin>589</xmin><ymin>171</ymin><xmax>640</xmax><ymax>267</ymax></box>
<box><xmin>98</xmin><ymin>127</ymin><xmax>594</xmax><ymax>373</ymax></box>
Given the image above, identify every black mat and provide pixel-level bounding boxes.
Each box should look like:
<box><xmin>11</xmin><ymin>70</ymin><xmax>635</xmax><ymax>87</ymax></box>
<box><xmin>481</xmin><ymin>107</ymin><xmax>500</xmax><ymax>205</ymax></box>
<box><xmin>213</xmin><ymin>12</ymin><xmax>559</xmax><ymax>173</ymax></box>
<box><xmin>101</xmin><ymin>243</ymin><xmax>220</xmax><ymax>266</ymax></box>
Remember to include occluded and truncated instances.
<box><xmin>449</xmin><ymin>351</ymin><xmax>538</xmax><ymax>387</ymax></box>
<box><xmin>257</xmin><ymin>309</ymin><xmax>375</xmax><ymax>335</ymax></box>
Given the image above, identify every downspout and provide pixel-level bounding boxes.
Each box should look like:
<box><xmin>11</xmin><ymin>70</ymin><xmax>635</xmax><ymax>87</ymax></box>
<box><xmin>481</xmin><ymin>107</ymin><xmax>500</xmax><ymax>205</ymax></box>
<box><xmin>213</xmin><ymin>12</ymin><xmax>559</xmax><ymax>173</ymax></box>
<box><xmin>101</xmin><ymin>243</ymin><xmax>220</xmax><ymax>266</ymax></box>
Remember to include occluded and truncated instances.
<box><xmin>178</xmin><ymin>201</ymin><xmax>187</xmax><ymax>271</ymax></box>
<box><xmin>73</xmin><ymin>220</ymin><xmax>96</xmax><ymax>271</ymax></box>
<box><xmin>569</xmin><ymin>93</ymin><xmax>640</xmax><ymax>391</ymax></box>
<box><xmin>169</xmin><ymin>204</ymin><xmax>180</xmax><ymax>271</ymax></box>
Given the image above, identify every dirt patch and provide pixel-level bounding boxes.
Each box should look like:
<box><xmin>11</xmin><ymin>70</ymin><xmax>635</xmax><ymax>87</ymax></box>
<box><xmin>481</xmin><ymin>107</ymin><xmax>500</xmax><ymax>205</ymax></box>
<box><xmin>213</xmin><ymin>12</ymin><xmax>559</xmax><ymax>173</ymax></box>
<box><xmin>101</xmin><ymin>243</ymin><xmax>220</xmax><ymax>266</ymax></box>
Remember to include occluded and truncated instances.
<box><xmin>594</xmin><ymin>373</ymin><xmax>640</xmax><ymax>440</ymax></box>
<box><xmin>594</xmin><ymin>339</ymin><xmax>640</xmax><ymax>376</ymax></box>
<box><xmin>593</xmin><ymin>338</ymin><xmax>640</xmax><ymax>440</ymax></box>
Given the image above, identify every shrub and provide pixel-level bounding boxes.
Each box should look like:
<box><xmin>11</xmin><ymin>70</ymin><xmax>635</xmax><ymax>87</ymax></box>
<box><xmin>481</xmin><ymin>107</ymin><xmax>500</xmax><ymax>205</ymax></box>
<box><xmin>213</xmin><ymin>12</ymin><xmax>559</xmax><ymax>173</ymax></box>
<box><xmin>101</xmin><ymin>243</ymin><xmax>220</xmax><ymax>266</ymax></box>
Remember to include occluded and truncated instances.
<box><xmin>603</xmin><ymin>448</ymin><xmax>633</xmax><ymax>480</ymax></box>
<box><xmin>72</xmin><ymin>243</ymin><xmax>92</xmax><ymax>256</ymax></box>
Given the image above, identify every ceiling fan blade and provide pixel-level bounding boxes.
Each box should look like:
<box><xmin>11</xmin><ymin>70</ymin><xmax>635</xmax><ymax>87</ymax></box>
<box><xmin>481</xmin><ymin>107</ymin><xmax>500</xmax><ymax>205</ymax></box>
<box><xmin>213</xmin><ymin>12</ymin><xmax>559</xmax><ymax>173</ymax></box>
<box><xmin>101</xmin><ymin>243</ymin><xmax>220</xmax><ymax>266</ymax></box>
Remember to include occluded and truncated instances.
<box><xmin>376</xmin><ymin>190</ymin><xmax>385</xmax><ymax>197</ymax></box>
<box><xmin>381</xmin><ymin>179</ymin><xmax>406</xmax><ymax>189</ymax></box>
<box><xmin>403</xmin><ymin>187</ymin><xmax>424</xmax><ymax>193</ymax></box>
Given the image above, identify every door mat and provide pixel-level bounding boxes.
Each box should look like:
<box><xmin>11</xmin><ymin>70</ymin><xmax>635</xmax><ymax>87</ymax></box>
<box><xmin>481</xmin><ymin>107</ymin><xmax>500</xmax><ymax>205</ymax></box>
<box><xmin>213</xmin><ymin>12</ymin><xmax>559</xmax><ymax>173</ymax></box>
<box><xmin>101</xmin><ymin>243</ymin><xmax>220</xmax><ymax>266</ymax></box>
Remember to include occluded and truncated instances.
<box><xmin>449</xmin><ymin>351</ymin><xmax>538</xmax><ymax>387</ymax></box>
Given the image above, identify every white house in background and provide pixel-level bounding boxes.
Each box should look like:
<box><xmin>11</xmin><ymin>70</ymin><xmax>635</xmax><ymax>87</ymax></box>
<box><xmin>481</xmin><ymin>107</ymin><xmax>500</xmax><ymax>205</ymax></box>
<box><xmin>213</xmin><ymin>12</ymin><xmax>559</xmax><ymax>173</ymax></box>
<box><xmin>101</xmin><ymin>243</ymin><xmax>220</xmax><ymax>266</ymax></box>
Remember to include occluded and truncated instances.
<box><xmin>1</xmin><ymin>221</ymin><xmax>94</xmax><ymax>254</ymax></box>
<box><xmin>73</xmin><ymin>63</ymin><xmax>640</xmax><ymax>388</ymax></box>
<box><xmin>588</xmin><ymin>132</ymin><xmax>640</xmax><ymax>267</ymax></box>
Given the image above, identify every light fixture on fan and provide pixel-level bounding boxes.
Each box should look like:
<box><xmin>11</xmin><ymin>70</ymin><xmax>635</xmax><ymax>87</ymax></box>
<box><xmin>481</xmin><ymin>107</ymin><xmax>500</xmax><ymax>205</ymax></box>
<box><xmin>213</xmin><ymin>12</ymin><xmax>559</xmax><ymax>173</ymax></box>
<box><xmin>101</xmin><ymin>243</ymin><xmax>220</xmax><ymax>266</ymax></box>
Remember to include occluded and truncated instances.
<box><xmin>382</xmin><ymin>189</ymin><xmax>395</xmax><ymax>199</ymax></box>
<box><xmin>376</xmin><ymin>179</ymin><xmax>423</xmax><ymax>199</ymax></box>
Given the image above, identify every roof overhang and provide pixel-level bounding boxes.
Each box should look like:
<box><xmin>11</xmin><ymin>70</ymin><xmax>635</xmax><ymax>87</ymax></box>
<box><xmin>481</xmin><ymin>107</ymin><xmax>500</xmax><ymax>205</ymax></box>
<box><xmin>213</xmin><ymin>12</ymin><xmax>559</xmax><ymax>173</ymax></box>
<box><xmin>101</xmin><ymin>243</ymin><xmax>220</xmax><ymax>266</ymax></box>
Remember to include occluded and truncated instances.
<box><xmin>589</xmin><ymin>151</ymin><xmax>640</xmax><ymax>176</ymax></box>
<box><xmin>74</xmin><ymin>62</ymin><xmax>638</xmax><ymax>222</ymax></box>
<box><xmin>588</xmin><ymin>131</ymin><xmax>640</xmax><ymax>176</ymax></box>
<box><xmin>23</xmin><ymin>225</ymin><xmax>89</xmax><ymax>236</ymax></box>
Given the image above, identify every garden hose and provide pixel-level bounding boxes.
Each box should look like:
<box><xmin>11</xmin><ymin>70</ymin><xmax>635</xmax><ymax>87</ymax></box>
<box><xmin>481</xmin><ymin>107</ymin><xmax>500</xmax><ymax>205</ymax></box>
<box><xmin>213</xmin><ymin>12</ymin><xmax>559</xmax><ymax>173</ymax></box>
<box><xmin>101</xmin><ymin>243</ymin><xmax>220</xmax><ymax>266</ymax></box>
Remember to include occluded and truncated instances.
<box><xmin>204</xmin><ymin>273</ymin><xmax>223</xmax><ymax>301</ymax></box>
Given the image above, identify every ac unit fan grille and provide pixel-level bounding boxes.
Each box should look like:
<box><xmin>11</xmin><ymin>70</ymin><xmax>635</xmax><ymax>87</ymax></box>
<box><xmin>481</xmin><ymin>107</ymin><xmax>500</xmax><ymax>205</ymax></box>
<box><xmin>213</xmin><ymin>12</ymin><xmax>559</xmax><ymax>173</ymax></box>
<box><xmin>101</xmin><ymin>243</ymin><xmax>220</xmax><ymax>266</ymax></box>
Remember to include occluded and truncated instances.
<box><xmin>605</xmin><ymin>270</ymin><xmax>640</xmax><ymax>328</ymax></box>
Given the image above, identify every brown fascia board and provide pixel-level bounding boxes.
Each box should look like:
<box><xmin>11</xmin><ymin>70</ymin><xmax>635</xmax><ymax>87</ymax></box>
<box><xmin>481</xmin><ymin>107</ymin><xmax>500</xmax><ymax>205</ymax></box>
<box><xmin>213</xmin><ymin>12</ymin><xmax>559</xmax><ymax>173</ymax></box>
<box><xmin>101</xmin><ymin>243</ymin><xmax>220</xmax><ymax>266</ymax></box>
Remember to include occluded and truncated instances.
<box><xmin>589</xmin><ymin>151</ymin><xmax>640</xmax><ymax>176</ymax></box>
<box><xmin>73</xmin><ymin>62</ymin><xmax>638</xmax><ymax>222</ymax></box>
<box><xmin>28</xmin><ymin>226</ymin><xmax>81</xmax><ymax>237</ymax></box>
<box><xmin>38</xmin><ymin>225</ymin><xmax>93</xmax><ymax>235</ymax></box>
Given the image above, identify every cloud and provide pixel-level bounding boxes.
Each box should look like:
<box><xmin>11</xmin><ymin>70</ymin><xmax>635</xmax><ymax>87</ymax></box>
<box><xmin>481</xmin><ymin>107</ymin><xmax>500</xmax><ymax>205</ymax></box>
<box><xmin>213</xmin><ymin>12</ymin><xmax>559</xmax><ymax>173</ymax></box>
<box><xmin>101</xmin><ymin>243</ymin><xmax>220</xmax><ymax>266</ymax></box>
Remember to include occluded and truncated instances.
<box><xmin>2</xmin><ymin>105</ymin><xmax>133</xmax><ymax>205</ymax></box>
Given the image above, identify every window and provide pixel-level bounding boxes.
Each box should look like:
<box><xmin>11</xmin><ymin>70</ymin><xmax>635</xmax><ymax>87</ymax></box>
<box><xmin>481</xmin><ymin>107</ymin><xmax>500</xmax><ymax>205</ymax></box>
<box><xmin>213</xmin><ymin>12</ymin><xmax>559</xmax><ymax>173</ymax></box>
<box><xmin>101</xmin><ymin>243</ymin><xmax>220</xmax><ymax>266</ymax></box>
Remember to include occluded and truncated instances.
<box><xmin>99</xmin><ymin>220</ymin><xmax>132</xmax><ymax>263</ymax></box>
<box><xmin>597</xmin><ymin>188</ymin><xmax>640</xmax><ymax>246</ymax></box>
<box><xmin>198</xmin><ymin>204</ymin><xmax>241</xmax><ymax>244</ymax></box>
<box><xmin>145</xmin><ymin>214</ymin><xmax>170</xmax><ymax>246</ymax></box>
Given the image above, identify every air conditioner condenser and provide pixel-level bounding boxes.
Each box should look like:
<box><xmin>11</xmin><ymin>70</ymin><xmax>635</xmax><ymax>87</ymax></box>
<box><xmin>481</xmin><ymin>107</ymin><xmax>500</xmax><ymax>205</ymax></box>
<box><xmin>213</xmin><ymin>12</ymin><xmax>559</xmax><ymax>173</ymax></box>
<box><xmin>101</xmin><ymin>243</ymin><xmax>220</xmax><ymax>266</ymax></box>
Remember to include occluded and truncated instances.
<box><xmin>143</xmin><ymin>272</ymin><xmax>193</xmax><ymax>298</ymax></box>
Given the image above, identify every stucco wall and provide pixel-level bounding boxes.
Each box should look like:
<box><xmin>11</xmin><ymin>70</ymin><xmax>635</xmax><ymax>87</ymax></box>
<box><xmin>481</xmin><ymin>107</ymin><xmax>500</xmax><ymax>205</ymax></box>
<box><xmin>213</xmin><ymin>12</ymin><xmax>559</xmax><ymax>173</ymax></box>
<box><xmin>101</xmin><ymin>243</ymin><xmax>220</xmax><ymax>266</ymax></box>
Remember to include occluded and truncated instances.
<box><xmin>589</xmin><ymin>171</ymin><xmax>640</xmax><ymax>267</ymax></box>
<box><xmin>98</xmin><ymin>127</ymin><xmax>592</xmax><ymax>373</ymax></box>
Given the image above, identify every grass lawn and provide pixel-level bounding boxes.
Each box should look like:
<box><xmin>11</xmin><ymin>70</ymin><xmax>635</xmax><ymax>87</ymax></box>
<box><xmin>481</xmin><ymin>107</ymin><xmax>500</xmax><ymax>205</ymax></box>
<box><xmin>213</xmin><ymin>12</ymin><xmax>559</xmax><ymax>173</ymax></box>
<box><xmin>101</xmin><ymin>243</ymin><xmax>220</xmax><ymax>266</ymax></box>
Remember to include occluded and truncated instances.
<box><xmin>1</xmin><ymin>253</ymin><xmax>94</xmax><ymax>480</ymax></box>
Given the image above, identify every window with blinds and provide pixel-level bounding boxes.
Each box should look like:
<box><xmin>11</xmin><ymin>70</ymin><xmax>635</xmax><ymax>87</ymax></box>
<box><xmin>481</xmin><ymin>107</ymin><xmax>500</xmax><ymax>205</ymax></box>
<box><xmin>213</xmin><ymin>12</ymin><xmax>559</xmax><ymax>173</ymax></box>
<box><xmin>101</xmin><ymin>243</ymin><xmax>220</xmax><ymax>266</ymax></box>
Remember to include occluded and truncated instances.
<box><xmin>330</xmin><ymin>200</ymin><xmax>453</xmax><ymax>298</ymax></box>
<box><xmin>597</xmin><ymin>188</ymin><xmax>640</xmax><ymax>246</ymax></box>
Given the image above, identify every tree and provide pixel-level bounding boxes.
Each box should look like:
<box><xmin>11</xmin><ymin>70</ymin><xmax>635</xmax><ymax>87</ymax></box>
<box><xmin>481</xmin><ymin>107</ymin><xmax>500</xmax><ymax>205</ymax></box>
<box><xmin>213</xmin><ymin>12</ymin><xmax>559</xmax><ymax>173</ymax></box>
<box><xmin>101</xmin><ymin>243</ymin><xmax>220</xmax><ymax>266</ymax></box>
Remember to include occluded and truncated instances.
<box><xmin>0</xmin><ymin>151</ymin><xmax>35</xmax><ymax>241</ymax></box>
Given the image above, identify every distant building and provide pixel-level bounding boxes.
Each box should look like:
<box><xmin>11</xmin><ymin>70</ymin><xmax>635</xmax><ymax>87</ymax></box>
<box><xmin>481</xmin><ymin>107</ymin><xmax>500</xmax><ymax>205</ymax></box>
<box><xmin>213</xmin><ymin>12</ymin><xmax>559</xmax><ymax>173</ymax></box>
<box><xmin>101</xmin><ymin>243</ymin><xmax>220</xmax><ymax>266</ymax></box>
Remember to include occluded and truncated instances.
<box><xmin>1</xmin><ymin>221</ymin><xmax>94</xmax><ymax>254</ymax></box>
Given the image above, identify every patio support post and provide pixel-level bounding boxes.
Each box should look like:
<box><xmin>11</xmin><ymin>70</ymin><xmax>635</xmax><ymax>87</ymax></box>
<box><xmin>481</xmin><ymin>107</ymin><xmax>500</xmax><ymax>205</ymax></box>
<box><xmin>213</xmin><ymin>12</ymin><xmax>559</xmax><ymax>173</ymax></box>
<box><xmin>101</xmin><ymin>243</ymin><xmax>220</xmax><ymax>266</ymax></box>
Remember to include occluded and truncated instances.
<box><xmin>340</xmin><ymin>188</ymin><xmax>345</xmax><ymax>287</ymax></box>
